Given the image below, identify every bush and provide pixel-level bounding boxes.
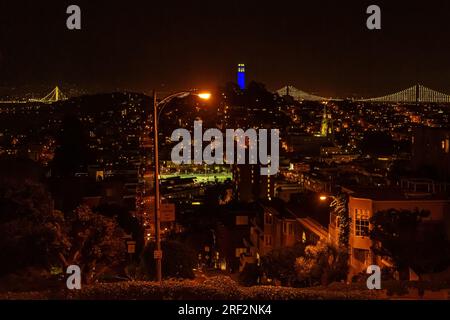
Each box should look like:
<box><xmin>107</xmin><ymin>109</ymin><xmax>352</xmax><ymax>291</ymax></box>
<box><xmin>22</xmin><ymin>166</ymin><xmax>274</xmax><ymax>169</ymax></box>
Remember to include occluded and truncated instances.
<box><xmin>296</xmin><ymin>241</ymin><xmax>348</xmax><ymax>286</ymax></box>
<box><xmin>0</xmin><ymin>275</ymin><xmax>379</xmax><ymax>300</ymax></box>
<box><xmin>261</xmin><ymin>243</ymin><xmax>305</xmax><ymax>286</ymax></box>
<box><xmin>239</xmin><ymin>263</ymin><xmax>261</xmax><ymax>286</ymax></box>
<box><xmin>66</xmin><ymin>278</ymin><xmax>375</xmax><ymax>300</ymax></box>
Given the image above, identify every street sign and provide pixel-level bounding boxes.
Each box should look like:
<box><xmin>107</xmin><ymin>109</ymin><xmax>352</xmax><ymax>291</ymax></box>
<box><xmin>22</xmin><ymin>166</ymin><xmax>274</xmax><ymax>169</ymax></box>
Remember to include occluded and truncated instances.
<box><xmin>127</xmin><ymin>241</ymin><xmax>136</xmax><ymax>254</ymax></box>
<box><xmin>154</xmin><ymin>250</ymin><xmax>163</xmax><ymax>259</ymax></box>
<box><xmin>160</xmin><ymin>203</ymin><xmax>175</xmax><ymax>222</ymax></box>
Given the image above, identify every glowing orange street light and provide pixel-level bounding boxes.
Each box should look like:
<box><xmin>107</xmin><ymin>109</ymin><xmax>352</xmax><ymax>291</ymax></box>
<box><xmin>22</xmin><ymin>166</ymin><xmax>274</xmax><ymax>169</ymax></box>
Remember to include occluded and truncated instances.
<box><xmin>319</xmin><ymin>195</ymin><xmax>328</xmax><ymax>201</ymax></box>
<box><xmin>196</xmin><ymin>92</ymin><xmax>212</xmax><ymax>100</ymax></box>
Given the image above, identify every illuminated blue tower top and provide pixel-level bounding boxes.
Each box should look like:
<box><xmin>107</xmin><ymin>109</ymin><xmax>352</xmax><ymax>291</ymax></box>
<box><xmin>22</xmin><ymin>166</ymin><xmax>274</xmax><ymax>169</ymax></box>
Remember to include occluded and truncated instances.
<box><xmin>237</xmin><ymin>63</ymin><xmax>245</xmax><ymax>90</ymax></box>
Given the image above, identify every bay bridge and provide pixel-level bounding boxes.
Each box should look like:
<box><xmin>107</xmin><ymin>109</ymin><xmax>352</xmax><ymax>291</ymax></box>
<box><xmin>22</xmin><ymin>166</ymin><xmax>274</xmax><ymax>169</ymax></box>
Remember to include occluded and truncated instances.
<box><xmin>277</xmin><ymin>84</ymin><xmax>450</xmax><ymax>104</ymax></box>
<box><xmin>2</xmin><ymin>84</ymin><xmax>450</xmax><ymax>105</ymax></box>
<box><xmin>0</xmin><ymin>86</ymin><xmax>68</xmax><ymax>104</ymax></box>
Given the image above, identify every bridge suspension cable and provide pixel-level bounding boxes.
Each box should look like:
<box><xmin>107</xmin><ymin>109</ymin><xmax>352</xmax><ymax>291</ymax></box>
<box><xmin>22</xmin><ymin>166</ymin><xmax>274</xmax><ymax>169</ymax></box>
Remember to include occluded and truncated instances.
<box><xmin>277</xmin><ymin>85</ymin><xmax>332</xmax><ymax>102</ymax></box>
<box><xmin>29</xmin><ymin>86</ymin><xmax>68</xmax><ymax>103</ymax></box>
<box><xmin>360</xmin><ymin>84</ymin><xmax>450</xmax><ymax>103</ymax></box>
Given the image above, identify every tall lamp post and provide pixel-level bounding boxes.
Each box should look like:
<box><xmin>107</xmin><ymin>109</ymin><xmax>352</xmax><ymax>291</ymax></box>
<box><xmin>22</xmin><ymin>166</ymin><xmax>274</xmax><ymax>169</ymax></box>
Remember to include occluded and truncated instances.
<box><xmin>319</xmin><ymin>194</ymin><xmax>339</xmax><ymax>230</ymax></box>
<box><xmin>152</xmin><ymin>89</ymin><xmax>211</xmax><ymax>284</ymax></box>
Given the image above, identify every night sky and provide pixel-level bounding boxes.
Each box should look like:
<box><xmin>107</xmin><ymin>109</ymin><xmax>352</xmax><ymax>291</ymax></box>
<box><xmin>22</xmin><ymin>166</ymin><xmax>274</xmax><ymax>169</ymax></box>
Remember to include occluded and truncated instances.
<box><xmin>2</xmin><ymin>0</ymin><xmax>450</xmax><ymax>97</ymax></box>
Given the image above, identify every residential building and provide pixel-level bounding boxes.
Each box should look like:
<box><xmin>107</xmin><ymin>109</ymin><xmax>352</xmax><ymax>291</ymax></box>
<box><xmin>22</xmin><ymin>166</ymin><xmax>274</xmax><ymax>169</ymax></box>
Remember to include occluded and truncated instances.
<box><xmin>338</xmin><ymin>186</ymin><xmax>450</xmax><ymax>278</ymax></box>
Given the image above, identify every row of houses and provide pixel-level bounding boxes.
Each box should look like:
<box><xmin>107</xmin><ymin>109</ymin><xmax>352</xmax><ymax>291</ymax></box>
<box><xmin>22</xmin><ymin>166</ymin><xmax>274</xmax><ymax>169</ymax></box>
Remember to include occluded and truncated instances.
<box><xmin>219</xmin><ymin>179</ymin><xmax>450</xmax><ymax>280</ymax></box>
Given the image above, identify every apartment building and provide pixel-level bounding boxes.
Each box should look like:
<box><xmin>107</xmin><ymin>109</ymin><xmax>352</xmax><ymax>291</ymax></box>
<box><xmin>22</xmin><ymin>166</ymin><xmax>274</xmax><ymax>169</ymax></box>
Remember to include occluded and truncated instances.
<box><xmin>337</xmin><ymin>186</ymin><xmax>450</xmax><ymax>278</ymax></box>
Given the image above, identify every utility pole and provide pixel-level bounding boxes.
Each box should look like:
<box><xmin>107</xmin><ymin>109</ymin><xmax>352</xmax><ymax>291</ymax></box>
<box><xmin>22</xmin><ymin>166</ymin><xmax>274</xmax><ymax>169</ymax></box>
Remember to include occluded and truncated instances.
<box><xmin>152</xmin><ymin>90</ymin><xmax>162</xmax><ymax>284</ymax></box>
<box><xmin>150</xmin><ymin>89</ymin><xmax>210</xmax><ymax>284</ymax></box>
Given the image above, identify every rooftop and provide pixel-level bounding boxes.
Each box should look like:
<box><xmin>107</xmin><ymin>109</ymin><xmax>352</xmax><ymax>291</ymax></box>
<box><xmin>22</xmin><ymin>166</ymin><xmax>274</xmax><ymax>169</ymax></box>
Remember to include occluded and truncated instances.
<box><xmin>343</xmin><ymin>186</ymin><xmax>450</xmax><ymax>201</ymax></box>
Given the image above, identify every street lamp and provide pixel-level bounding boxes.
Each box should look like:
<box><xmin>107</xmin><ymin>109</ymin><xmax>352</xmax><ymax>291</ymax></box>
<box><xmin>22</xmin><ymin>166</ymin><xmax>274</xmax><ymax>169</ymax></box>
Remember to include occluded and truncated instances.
<box><xmin>197</xmin><ymin>92</ymin><xmax>212</xmax><ymax>100</ymax></box>
<box><xmin>319</xmin><ymin>193</ymin><xmax>348</xmax><ymax>244</ymax></box>
<box><xmin>319</xmin><ymin>194</ymin><xmax>337</xmax><ymax>226</ymax></box>
<box><xmin>319</xmin><ymin>194</ymin><xmax>340</xmax><ymax>202</ymax></box>
<box><xmin>152</xmin><ymin>89</ymin><xmax>210</xmax><ymax>284</ymax></box>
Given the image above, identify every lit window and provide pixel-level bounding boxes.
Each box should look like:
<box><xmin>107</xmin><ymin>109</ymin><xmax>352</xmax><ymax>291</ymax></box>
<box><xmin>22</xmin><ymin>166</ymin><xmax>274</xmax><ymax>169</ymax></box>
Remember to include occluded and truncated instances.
<box><xmin>355</xmin><ymin>209</ymin><xmax>370</xmax><ymax>237</ymax></box>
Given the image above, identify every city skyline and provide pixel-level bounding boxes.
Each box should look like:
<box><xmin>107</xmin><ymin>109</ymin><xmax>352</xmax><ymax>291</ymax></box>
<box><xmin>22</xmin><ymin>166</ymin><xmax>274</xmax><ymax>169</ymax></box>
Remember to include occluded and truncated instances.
<box><xmin>1</xmin><ymin>0</ymin><xmax>450</xmax><ymax>303</ymax></box>
<box><xmin>3</xmin><ymin>0</ymin><xmax>450</xmax><ymax>96</ymax></box>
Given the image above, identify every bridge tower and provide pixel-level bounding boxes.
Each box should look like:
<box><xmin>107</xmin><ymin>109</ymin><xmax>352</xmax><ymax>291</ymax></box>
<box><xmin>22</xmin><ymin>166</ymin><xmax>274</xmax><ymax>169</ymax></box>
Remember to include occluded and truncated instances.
<box><xmin>415</xmin><ymin>84</ymin><xmax>420</xmax><ymax>104</ymax></box>
<box><xmin>28</xmin><ymin>86</ymin><xmax>68</xmax><ymax>103</ymax></box>
<box><xmin>55</xmin><ymin>86</ymin><xmax>60</xmax><ymax>101</ymax></box>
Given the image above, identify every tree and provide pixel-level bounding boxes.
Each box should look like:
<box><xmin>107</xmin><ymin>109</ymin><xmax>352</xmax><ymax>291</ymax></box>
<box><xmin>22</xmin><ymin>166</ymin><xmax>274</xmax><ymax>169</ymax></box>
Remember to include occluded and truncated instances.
<box><xmin>0</xmin><ymin>180</ymin><xmax>69</xmax><ymax>276</ymax></box>
<box><xmin>330</xmin><ymin>194</ymin><xmax>350</xmax><ymax>247</ymax></box>
<box><xmin>59</xmin><ymin>205</ymin><xmax>127</xmax><ymax>284</ymax></box>
<box><xmin>0</xmin><ymin>180</ymin><xmax>67</xmax><ymax>274</ymax></box>
<box><xmin>261</xmin><ymin>243</ymin><xmax>305</xmax><ymax>286</ymax></box>
<box><xmin>295</xmin><ymin>241</ymin><xmax>348</xmax><ymax>286</ymax></box>
<box><xmin>0</xmin><ymin>179</ymin><xmax>127</xmax><ymax>284</ymax></box>
<box><xmin>142</xmin><ymin>240</ymin><xmax>197</xmax><ymax>280</ymax></box>
<box><xmin>95</xmin><ymin>203</ymin><xmax>145</xmax><ymax>259</ymax></box>
<box><xmin>370</xmin><ymin>208</ymin><xmax>450</xmax><ymax>277</ymax></box>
